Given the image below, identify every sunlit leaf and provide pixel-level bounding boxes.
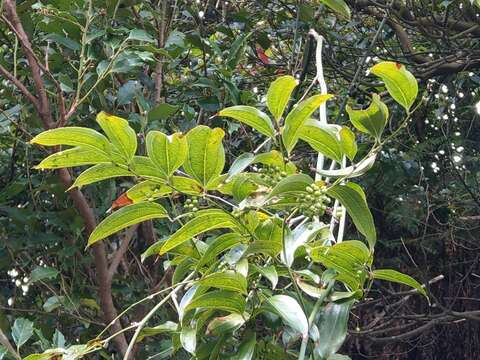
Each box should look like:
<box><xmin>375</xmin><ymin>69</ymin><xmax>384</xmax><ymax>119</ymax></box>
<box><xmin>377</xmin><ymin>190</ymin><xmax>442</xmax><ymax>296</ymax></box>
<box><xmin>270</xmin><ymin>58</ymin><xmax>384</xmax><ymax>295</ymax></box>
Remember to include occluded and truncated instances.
<box><xmin>347</xmin><ymin>94</ymin><xmax>389</xmax><ymax>140</ymax></box>
<box><xmin>267</xmin><ymin>75</ymin><xmax>298</xmax><ymax>123</ymax></box>
<box><xmin>282</xmin><ymin>94</ymin><xmax>333</xmax><ymax>153</ymax></box>
<box><xmin>196</xmin><ymin>271</ymin><xmax>248</xmax><ymax>294</ymax></box>
<box><xmin>183</xmin><ymin>126</ymin><xmax>225</xmax><ymax>187</ymax></box>
<box><xmin>146</xmin><ymin>131</ymin><xmax>187</xmax><ymax>177</ymax></box>
<box><xmin>96</xmin><ymin>111</ymin><xmax>137</xmax><ymax>163</ymax></box>
<box><xmin>319</xmin><ymin>0</ymin><xmax>351</xmax><ymax>19</ymax></box>
<box><xmin>206</xmin><ymin>313</ymin><xmax>246</xmax><ymax>336</ymax></box>
<box><xmin>88</xmin><ymin>202</ymin><xmax>167</xmax><ymax>246</ymax></box>
<box><xmin>185</xmin><ymin>290</ymin><xmax>246</xmax><ymax>314</ymax></box>
<box><xmin>35</xmin><ymin>147</ymin><xmax>110</xmax><ymax>169</ymax></box>
<box><xmin>298</xmin><ymin>121</ymin><xmax>343</xmax><ymax>162</ymax></box>
<box><xmin>372</xmin><ymin>269</ymin><xmax>427</xmax><ymax>297</ymax></box>
<box><xmin>72</xmin><ymin>163</ymin><xmax>133</xmax><ymax>188</ymax></box>
<box><xmin>219</xmin><ymin>106</ymin><xmax>275</xmax><ymax>138</ymax></box>
<box><xmin>370</xmin><ymin>61</ymin><xmax>418</xmax><ymax>111</ymax></box>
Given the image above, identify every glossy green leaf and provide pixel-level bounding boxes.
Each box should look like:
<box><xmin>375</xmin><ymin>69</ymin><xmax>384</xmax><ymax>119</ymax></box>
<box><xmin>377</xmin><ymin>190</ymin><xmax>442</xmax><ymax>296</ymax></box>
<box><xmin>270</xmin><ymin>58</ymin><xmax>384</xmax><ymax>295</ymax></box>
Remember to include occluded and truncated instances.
<box><xmin>197</xmin><ymin>233</ymin><xmax>245</xmax><ymax>269</ymax></box>
<box><xmin>319</xmin><ymin>0</ymin><xmax>351</xmax><ymax>19</ymax></box>
<box><xmin>137</xmin><ymin>321</ymin><xmax>177</xmax><ymax>343</ymax></box>
<box><xmin>267</xmin><ymin>295</ymin><xmax>308</xmax><ymax>336</ymax></box>
<box><xmin>206</xmin><ymin>313</ymin><xmax>246</xmax><ymax>336</ymax></box>
<box><xmin>314</xmin><ymin>300</ymin><xmax>354</xmax><ymax>359</ymax></box>
<box><xmin>267</xmin><ymin>75</ymin><xmax>298</xmax><ymax>123</ymax></box>
<box><xmin>35</xmin><ymin>147</ymin><xmax>110</xmax><ymax>169</ymax></box>
<box><xmin>298</xmin><ymin>121</ymin><xmax>343</xmax><ymax>162</ymax></box>
<box><xmin>251</xmin><ymin>264</ymin><xmax>278</xmax><ymax>289</ymax></box>
<box><xmin>339</xmin><ymin>127</ymin><xmax>357</xmax><ymax>161</ymax></box>
<box><xmin>88</xmin><ymin>202</ymin><xmax>168</xmax><ymax>246</ymax></box>
<box><xmin>269</xmin><ymin>174</ymin><xmax>313</xmax><ymax>198</ymax></box>
<box><xmin>183</xmin><ymin>126</ymin><xmax>225</xmax><ymax>187</ymax></box>
<box><xmin>96</xmin><ymin>111</ymin><xmax>137</xmax><ymax>162</ymax></box>
<box><xmin>197</xmin><ymin>271</ymin><xmax>247</xmax><ymax>294</ymax></box>
<box><xmin>310</xmin><ymin>240</ymin><xmax>370</xmax><ymax>289</ymax></box>
<box><xmin>281</xmin><ymin>221</ymin><xmax>327</xmax><ymax>267</ymax></box>
<box><xmin>370</xmin><ymin>61</ymin><xmax>418</xmax><ymax>111</ymax></box>
<box><xmin>180</xmin><ymin>326</ymin><xmax>196</xmax><ymax>354</ymax></box>
<box><xmin>72</xmin><ymin>163</ymin><xmax>133</xmax><ymax>188</ymax></box>
<box><xmin>346</xmin><ymin>94</ymin><xmax>389</xmax><ymax>140</ymax></box>
<box><xmin>143</xmin><ymin>209</ymin><xmax>239</xmax><ymax>257</ymax></box>
<box><xmin>228</xmin><ymin>153</ymin><xmax>255</xmax><ymax>178</ymax></box>
<box><xmin>12</xmin><ymin>318</ymin><xmax>34</xmax><ymax>348</ymax></box>
<box><xmin>327</xmin><ymin>183</ymin><xmax>376</xmax><ymax>248</ymax></box>
<box><xmin>30</xmin><ymin>127</ymin><xmax>111</xmax><ymax>154</ymax></box>
<box><xmin>219</xmin><ymin>106</ymin><xmax>275</xmax><ymax>138</ymax></box>
<box><xmin>282</xmin><ymin>94</ymin><xmax>333</xmax><ymax>153</ymax></box>
<box><xmin>128</xmin><ymin>29</ymin><xmax>155</xmax><ymax>43</ymax></box>
<box><xmin>146</xmin><ymin>131</ymin><xmax>187</xmax><ymax>177</ymax></box>
<box><xmin>185</xmin><ymin>290</ymin><xmax>245</xmax><ymax>314</ymax></box>
<box><xmin>372</xmin><ymin>269</ymin><xmax>427</xmax><ymax>297</ymax></box>
<box><xmin>232</xmin><ymin>333</ymin><xmax>256</xmax><ymax>360</ymax></box>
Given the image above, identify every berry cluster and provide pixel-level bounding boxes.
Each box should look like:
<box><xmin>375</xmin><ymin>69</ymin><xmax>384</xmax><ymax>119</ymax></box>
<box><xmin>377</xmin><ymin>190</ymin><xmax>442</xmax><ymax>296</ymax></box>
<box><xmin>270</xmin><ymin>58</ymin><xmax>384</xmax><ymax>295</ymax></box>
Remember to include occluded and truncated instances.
<box><xmin>298</xmin><ymin>183</ymin><xmax>331</xmax><ymax>219</ymax></box>
<box><xmin>184</xmin><ymin>197</ymin><xmax>199</xmax><ymax>213</ymax></box>
<box><xmin>257</xmin><ymin>165</ymin><xmax>287</xmax><ymax>187</ymax></box>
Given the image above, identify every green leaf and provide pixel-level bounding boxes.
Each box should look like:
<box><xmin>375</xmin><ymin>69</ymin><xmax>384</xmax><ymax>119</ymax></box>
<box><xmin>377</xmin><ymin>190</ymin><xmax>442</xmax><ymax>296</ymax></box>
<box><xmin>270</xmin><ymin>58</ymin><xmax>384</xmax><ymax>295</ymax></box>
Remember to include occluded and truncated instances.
<box><xmin>96</xmin><ymin>111</ymin><xmax>137</xmax><ymax>163</ymax></box>
<box><xmin>232</xmin><ymin>333</ymin><xmax>256</xmax><ymax>360</ymax></box>
<box><xmin>30</xmin><ymin>127</ymin><xmax>111</xmax><ymax>154</ymax></box>
<box><xmin>310</xmin><ymin>241</ymin><xmax>370</xmax><ymax>290</ymax></box>
<box><xmin>370</xmin><ymin>61</ymin><xmax>418</xmax><ymax>111</ymax></box>
<box><xmin>185</xmin><ymin>290</ymin><xmax>246</xmax><ymax>314</ymax></box>
<box><xmin>129</xmin><ymin>156</ymin><xmax>164</xmax><ymax>179</ymax></box>
<box><xmin>88</xmin><ymin>202</ymin><xmax>168</xmax><ymax>246</ymax></box>
<box><xmin>298</xmin><ymin>121</ymin><xmax>343</xmax><ymax>162</ymax></box>
<box><xmin>281</xmin><ymin>221</ymin><xmax>327</xmax><ymax>267</ymax></box>
<box><xmin>183</xmin><ymin>126</ymin><xmax>225</xmax><ymax>187</ymax></box>
<box><xmin>143</xmin><ymin>210</ymin><xmax>239</xmax><ymax>257</ymax></box>
<box><xmin>146</xmin><ymin>131</ymin><xmax>188</xmax><ymax>177</ymax></box>
<box><xmin>117</xmin><ymin>80</ymin><xmax>142</xmax><ymax>105</ymax></box>
<box><xmin>12</xmin><ymin>318</ymin><xmax>34</xmax><ymax>348</ymax></box>
<box><xmin>196</xmin><ymin>233</ymin><xmax>244</xmax><ymax>269</ymax></box>
<box><xmin>269</xmin><ymin>174</ymin><xmax>313</xmax><ymax>198</ymax></box>
<box><xmin>319</xmin><ymin>0</ymin><xmax>351</xmax><ymax>20</ymax></box>
<box><xmin>148</xmin><ymin>103</ymin><xmax>179</xmax><ymax>121</ymax></box>
<box><xmin>346</xmin><ymin>94</ymin><xmax>389</xmax><ymax>140</ymax></box>
<box><xmin>327</xmin><ymin>183</ymin><xmax>376</xmax><ymax>248</ymax></box>
<box><xmin>29</xmin><ymin>266</ymin><xmax>59</xmax><ymax>284</ymax></box>
<box><xmin>72</xmin><ymin>163</ymin><xmax>133</xmax><ymax>188</ymax></box>
<box><xmin>282</xmin><ymin>94</ymin><xmax>333</xmax><ymax>153</ymax></box>
<box><xmin>372</xmin><ymin>269</ymin><xmax>427</xmax><ymax>297</ymax></box>
<box><xmin>197</xmin><ymin>271</ymin><xmax>247</xmax><ymax>294</ymax></box>
<box><xmin>228</xmin><ymin>153</ymin><xmax>255</xmax><ymax>178</ymax></box>
<box><xmin>314</xmin><ymin>154</ymin><xmax>376</xmax><ymax>179</ymax></box>
<box><xmin>251</xmin><ymin>264</ymin><xmax>278</xmax><ymax>289</ymax></box>
<box><xmin>137</xmin><ymin>321</ymin><xmax>177</xmax><ymax>343</ymax></box>
<box><xmin>128</xmin><ymin>29</ymin><xmax>156</xmax><ymax>43</ymax></box>
<box><xmin>339</xmin><ymin>127</ymin><xmax>357</xmax><ymax>161</ymax></box>
<box><xmin>267</xmin><ymin>295</ymin><xmax>308</xmax><ymax>336</ymax></box>
<box><xmin>266</xmin><ymin>75</ymin><xmax>298</xmax><ymax>123</ymax></box>
<box><xmin>219</xmin><ymin>106</ymin><xmax>275</xmax><ymax>138</ymax></box>
<box><xmin>34</xmin><ymin>147</ymin><xmax>110</xmax><ymax>169</ymax></box>
<box><xmin>207</xmin><ymin>313</ymin><xmax>246</xmax><ymax>336</ymax></box>
<box><xmin>314</xmin><ymin>300</ymin><xmax>354</xmax><ymax>359</ymax></box>
<box><xmin>122</xmin><ymin>181</ymin><xmax>173</xmax><ymax>204</ymax></box>
<box><xmin>180</xmin><ymin>326</ymin><xmax>196</xmax><ymax>354</ymax></box>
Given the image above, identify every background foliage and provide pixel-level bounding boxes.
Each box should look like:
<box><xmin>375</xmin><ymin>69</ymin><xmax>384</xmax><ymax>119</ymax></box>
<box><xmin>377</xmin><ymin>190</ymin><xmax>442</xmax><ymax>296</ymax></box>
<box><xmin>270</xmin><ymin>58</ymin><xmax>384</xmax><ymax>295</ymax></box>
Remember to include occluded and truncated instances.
<box><xmin>0</xmin><ymin>0</ymin><xmax>479</xmax><ymax>359</ymax></box>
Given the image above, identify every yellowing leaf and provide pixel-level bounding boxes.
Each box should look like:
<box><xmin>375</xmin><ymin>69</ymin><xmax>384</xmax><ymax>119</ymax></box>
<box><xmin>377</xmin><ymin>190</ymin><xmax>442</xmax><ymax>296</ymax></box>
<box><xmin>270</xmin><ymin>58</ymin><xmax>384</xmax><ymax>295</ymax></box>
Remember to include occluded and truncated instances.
<box><xmin>196</xmin><ymin>271</ymin><xmax>247</xmax><ymax>294</ymax></box>
<box><xmin>35</xmin><ymin>147</ymin><xmax>110</xmax><ymax>169</ymax></box>
<box><xmin>72</xmin><ymin>163</ymin><xmax>133</xmax><ymax>188</ymax></box>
